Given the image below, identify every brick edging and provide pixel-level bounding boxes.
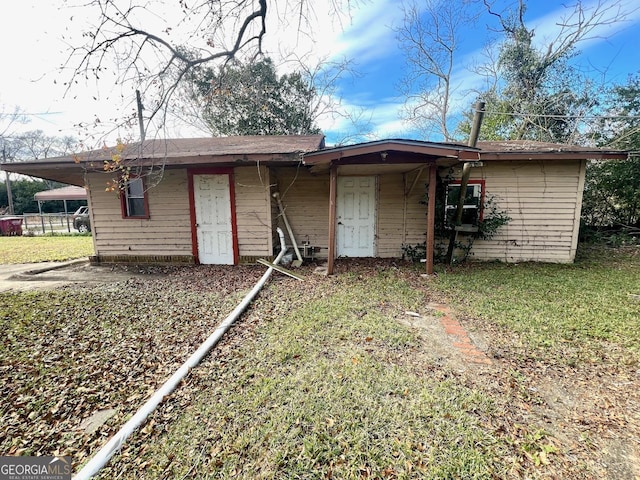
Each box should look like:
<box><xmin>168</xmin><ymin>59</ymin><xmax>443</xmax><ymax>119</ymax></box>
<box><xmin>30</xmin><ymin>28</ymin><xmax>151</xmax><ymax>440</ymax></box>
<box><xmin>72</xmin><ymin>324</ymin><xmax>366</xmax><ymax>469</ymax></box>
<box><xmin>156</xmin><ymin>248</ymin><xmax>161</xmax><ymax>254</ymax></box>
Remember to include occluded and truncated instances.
<box><xmin>429</xmin><ymin>303</ymin><xmax>492</xmax><ymax>365</ymax></box>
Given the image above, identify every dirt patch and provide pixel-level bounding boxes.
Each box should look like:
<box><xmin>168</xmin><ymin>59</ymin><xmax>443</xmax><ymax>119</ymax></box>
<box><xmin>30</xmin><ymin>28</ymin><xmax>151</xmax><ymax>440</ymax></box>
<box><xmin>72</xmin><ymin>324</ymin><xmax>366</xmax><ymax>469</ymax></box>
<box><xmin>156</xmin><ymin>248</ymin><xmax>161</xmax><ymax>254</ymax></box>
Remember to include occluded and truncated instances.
<box><xmin>0</xmin><ymin>261</ymin><xmax>145</xmax><ymax>292</ymax></box>
<box><xmin>395</xmin><ymin>311</ymin><xmax>469</xmax><ymax>372</ymax></box>
<box><xmin>456</xmin><ymin>315</ymin><xmax>640</xmax><ymax>479</ymax></box>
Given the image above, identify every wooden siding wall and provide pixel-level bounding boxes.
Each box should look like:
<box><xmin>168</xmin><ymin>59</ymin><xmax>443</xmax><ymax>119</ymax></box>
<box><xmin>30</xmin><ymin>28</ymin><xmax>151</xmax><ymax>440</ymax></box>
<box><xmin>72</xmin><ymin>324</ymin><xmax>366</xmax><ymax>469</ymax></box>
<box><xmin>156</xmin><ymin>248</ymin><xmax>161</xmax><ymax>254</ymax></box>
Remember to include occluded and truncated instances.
<box><xmin>402</xmin><ymin>169</ymin><xmax>431</xmax><ymax>255</ymax></box>
<box><xmin>378</xmin><ymin>170</ymin><xmax>430</xmax><ymax>258</ymax></box>
<box><xmin>271</xmin><ymin>167</ymin><xmax>432</xmax><ymax>259</ymax></box>
<box><xmin>461</xmin><ymin>160</ymin><xmax>584</xmax><ymax>263</ymax></box>
<box><xmin>87</xmin><ymin>170</ymin><xmax>193</xmax><ymax>258</ymax></box>
<box><xmin>88</xmin><ymin>166</ymin><xmax>273</xmax><ymax>262</ymax></box>
<box><xmin>85</xmin><ymin>159</ymin><xmax>583</xmax><ymax>264</ymax></box>
<box><xmin>234</xmin><ymin>166</ymin><xmax>273</xmax><ymax>258</ymax></box>
<box><xmin>271</xmin><ymin>167</ymin><xmax>330</xmax><ymax>258</ymax></box>
<box><xmin>377</xmin><ymin>174</ymin><xmax>403</xmax><ymax>257</ymax></box>
<box><xmin>271</xmin><ymin>161</ymin><xmax>583</xmax><ymax>264</ymax></box>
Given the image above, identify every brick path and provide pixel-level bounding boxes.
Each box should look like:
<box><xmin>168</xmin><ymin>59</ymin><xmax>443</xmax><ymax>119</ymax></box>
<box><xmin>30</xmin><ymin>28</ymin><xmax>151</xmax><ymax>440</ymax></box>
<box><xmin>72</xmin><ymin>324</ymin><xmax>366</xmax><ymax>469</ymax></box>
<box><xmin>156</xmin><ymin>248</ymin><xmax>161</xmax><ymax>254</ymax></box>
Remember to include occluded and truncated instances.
<box><xmin>429</xmin><ymin>303</ymin><xmax>492</xmax><ymax>365</ymax></box>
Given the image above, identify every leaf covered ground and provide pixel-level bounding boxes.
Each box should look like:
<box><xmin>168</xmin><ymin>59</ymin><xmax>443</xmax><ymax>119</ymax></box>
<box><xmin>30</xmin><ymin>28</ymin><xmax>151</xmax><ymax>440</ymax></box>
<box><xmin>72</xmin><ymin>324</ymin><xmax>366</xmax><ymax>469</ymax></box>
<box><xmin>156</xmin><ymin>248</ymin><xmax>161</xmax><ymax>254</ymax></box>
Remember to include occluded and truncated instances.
<box><xmin>1</xmin><ymin>248</ymin><xmax>639</xmax><ymax>479</ymax></box>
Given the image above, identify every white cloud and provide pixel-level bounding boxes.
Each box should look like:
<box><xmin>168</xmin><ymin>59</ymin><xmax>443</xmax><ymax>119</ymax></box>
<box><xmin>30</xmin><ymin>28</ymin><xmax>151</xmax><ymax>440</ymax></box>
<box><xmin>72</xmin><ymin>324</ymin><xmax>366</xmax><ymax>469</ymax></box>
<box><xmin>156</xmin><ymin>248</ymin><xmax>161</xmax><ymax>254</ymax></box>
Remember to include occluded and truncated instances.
<box><xmin>2</xmin><ymin>0</ymin><xmax>639</xmax><ymax>147</ymax></box>
<box><xmin>528</xmin><ymin>0</ymin><xmax>640</xmax><ymax>50</ymax></box>
<box><xmin>329</xmin><ymin>0</ymin><xmax>404</xmax><ymax>63</ymax></box>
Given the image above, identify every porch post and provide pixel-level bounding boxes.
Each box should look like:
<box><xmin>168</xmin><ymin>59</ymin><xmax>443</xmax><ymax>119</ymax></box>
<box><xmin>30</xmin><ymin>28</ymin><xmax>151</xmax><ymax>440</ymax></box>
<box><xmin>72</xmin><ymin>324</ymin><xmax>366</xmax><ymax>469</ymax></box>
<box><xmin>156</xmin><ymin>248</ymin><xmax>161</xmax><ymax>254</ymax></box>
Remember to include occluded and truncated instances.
<box><xmin>328</xmin><ymin>164</ymin><xmax>337</xmax><ymax>275</ymax></box>
<box><xmin>64</xmin><ymin>199</ymin><xmax>70</xmax><ymax>232</ymax></box>
<box><xmin>426</xmin><ymin>163</ymin><xmax>437</xmax><ymax>275</ymax></box>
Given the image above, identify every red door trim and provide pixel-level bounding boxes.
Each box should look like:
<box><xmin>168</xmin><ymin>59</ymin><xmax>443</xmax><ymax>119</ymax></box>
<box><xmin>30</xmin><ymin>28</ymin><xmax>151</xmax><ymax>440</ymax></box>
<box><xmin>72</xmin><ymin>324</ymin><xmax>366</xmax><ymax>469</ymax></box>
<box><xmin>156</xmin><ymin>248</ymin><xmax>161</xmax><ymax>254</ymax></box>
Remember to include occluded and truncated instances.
<box><xmin>188</xmin><ymin>168</ymin><xmax>239</xmax><ymax>265</ymax></box>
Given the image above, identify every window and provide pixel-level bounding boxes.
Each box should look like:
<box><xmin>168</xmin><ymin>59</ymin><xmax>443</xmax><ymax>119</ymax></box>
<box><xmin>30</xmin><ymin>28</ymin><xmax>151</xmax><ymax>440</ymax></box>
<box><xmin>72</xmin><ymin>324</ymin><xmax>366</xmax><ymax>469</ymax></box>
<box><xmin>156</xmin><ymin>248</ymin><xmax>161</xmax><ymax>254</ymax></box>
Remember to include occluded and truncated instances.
<box><xmin>444</xmin><ymin>180</ymin><xmax>484</xmax><ymax>228</ymax></box>
<box><xmin>121</xmin><ymin>177</ymin><xmax>149</xmax><ymax>218</ymax></box>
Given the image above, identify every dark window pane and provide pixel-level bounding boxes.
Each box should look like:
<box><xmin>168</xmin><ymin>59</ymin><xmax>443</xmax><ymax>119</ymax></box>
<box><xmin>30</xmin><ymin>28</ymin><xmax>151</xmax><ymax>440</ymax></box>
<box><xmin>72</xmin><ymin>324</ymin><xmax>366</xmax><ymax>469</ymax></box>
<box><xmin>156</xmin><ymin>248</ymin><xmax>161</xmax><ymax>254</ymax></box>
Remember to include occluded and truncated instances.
<box><xmin>127</xmin><ymin>198</ymin><xmax>146</xmax><ymax>217</ymax></box>
<box><xmin>124</xmin><ymin>178</ymin><xmax>146</xmax><ymax>217</ymax></box>
<box><xmin>127</xmin><ymin>178</ymin><xmax>144</xmax><ymax>198</ymax></box>
<box><xmin>445</xmin><ymin>183</ymin><xmax>482</xmax><ymax>227</ymax></box>
<box><xmin>461</xmin><ymin>207</ymin><xmax>479</xmax><ymax>225</ymax></box>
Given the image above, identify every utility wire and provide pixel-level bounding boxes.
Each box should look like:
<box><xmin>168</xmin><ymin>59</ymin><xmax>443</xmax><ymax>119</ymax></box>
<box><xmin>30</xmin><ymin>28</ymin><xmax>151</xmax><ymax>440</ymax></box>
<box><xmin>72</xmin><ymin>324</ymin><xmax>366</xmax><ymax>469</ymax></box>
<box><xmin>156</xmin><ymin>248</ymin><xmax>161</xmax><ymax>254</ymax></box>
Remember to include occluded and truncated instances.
<box><xmin>0</xmin><ymin>111</ymin><xmax>61</xmax><ymax>116</ymax></box>
<box><xmin>483</xmin><ymin>110</ymin><xmax>640</xmax><ymax>120</ymax></box>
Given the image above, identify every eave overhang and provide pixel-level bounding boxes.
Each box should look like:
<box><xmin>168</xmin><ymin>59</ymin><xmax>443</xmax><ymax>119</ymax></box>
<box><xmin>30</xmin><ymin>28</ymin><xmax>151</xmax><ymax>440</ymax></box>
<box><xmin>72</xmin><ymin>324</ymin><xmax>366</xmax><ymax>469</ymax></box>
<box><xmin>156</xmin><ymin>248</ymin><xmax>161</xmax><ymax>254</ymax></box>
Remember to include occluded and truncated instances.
<box><xmin>0</xmin><ymin>152</ymin><xmax>305</xmax><ymax>187</ymax></box>
<box><xmin>458</xmin><ymin>150</ymin><xmax>629</xmax><ymax>161</ymax></box>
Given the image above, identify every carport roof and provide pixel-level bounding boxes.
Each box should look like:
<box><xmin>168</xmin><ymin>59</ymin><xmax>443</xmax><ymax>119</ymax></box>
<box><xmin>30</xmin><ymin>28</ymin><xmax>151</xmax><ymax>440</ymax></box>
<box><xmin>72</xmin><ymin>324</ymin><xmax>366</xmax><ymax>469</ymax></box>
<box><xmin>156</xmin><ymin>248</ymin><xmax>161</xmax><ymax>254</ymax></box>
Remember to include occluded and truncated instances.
<box><xmin>34</xmin><ymin>185</ymin><xmax>87</xmax><ymax>201</ymax></box>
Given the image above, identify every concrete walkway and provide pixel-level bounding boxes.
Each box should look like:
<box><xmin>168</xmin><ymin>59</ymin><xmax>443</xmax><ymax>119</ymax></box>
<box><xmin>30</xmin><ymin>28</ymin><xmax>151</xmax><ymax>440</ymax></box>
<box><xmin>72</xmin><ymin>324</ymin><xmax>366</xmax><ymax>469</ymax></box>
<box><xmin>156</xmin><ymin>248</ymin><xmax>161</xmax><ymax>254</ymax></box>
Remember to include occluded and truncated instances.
<box><xmin>0</xmin><ymin>260</ymin><xmax>137</xmax><ymax>292</ymax></box>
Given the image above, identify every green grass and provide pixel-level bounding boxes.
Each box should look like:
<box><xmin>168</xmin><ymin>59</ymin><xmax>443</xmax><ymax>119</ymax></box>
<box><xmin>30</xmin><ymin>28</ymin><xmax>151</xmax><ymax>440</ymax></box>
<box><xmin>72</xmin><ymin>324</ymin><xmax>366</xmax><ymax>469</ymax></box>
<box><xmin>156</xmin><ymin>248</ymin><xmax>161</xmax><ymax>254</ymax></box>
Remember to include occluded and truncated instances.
<box><xmin>430</xmin><ymin>246</ymin><xmax>640</xmax><ymax>365</ymax></box>
<box><xmin>103</xmin><ymin>272</ymin><xmax>505</xmax><ymax>479</ymax></box>
<box><xmin>4</xmin><ymin>250</ymin><xmax>638</xmax><ymax>478</ymax></box>
<box><xmin>0</xmin><ymin>235</ymin><xmax>94</xmax><ymax>263</ymax></box>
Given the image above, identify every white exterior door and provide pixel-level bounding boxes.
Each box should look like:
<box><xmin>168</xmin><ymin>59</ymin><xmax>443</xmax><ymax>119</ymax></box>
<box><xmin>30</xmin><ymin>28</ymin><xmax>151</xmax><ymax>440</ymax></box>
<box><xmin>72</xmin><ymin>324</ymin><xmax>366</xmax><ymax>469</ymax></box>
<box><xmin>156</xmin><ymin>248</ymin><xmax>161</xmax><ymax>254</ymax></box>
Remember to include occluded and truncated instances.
<box><xmin>194</xmin><ymin>174</ymin><xmax>234</xmax><ymax>264</ymax></box>
<box><xmin>337</xmin><ymin>176</ymin><xmax>376</xmax><ymax>257</ymax></box>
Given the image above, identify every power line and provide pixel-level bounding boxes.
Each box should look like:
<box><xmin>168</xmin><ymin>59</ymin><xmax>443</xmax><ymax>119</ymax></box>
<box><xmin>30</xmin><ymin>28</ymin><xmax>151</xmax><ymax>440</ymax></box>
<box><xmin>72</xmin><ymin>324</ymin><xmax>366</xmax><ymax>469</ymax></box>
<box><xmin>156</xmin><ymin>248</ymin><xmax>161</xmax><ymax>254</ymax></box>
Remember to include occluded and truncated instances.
<box><xmin>483</xmin><ymin>110</ymin><xmax>640</xmax><ymax>121</ymax></box>
<box><xmin>0</xmin><ymin>111</ymin><xmax>62</xmax><ymax>117</ymax></box>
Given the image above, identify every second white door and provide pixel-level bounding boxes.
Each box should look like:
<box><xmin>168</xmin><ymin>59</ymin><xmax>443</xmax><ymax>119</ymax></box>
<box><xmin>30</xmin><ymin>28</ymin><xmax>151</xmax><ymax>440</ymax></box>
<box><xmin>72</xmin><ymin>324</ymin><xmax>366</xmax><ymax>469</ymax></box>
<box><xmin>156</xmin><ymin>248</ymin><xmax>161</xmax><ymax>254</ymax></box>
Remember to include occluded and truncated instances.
<box><xmin>337</xmin><ymin>176</ymin><xmax>376</xmax><ymax>257</ymax></box>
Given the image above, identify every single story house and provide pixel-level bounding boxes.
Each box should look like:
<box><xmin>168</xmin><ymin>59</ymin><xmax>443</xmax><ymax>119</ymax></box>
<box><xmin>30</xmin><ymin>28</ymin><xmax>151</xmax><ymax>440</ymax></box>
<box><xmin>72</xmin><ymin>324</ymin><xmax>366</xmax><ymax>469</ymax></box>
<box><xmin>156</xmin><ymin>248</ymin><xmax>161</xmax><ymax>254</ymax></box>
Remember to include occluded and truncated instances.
<box><xmin>1</xmin><ymin>135</ymin><xmax>627</xmax><ymax>274</ymax></box>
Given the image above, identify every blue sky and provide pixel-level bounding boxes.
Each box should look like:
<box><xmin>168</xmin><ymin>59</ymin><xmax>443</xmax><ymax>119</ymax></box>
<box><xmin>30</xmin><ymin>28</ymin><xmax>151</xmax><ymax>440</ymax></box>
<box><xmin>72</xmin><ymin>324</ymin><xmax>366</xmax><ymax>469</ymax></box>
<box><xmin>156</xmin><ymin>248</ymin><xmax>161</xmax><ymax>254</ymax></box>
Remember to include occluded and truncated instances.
<box><xmin>1</xmin><ymin>0</ymin><xmax>639</xmax><ymax>147</ymax></box>
<box><xmin>312</xmin><ymin>0</ymin><xmax>640</xmax><ymax>144</ymax></box>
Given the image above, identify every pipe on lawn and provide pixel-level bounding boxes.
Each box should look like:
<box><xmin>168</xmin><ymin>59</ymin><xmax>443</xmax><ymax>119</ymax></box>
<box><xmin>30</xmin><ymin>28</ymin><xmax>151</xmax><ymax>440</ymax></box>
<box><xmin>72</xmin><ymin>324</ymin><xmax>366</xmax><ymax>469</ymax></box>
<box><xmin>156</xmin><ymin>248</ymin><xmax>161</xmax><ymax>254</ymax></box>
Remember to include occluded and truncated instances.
<box><xmin>73</xmin><ymin>228</ymin><xmax>288</xmax><ymax>480</ymax></box>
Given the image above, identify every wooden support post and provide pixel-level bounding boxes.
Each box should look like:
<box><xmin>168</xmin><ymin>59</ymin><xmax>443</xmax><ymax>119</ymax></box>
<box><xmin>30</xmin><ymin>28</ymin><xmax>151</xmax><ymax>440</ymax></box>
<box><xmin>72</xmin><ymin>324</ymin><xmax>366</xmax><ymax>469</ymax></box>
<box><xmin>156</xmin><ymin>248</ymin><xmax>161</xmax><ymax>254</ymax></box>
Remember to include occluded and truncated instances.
<box><xmin>446</xmin><ymin>101</ymin><xmax>485</xmax><ymax>264</ymax></box>
<box><xmin>426</xmin><ymin>163</ymin><xmax>437</xmax><ymax>275</ymax></box>
<box><xmin>328</xmin><ymin>165</ymin><xmax>337</xmax><ymax>275</ymax></box>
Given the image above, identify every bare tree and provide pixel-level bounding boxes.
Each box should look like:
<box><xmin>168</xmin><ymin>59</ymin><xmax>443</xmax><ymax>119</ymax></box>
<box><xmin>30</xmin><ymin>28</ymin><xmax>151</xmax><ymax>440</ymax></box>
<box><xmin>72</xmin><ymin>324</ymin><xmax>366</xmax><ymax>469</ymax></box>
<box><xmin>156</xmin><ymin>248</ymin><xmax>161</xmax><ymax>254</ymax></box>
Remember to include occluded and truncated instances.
<box><xmin>280</xmin><ymin>54</ymin><xmax>375</xmax><ymax>145</ymax></box>
<box><xmin>485</xmin><ymin>0</ymin><xmax>629</xmax><ymax>73</ymax></box>
<box><xmin>62</xmin><ymin>0</ymin><xmax>355</xmax><ymax>138</ymax></box>
<box><xmin>11</xmin><ymin>131</ymin><xmax>78</xmax><ymax>161</ymax></box>
<box><xmin>60</xmin><ymin>0</ymin><xmax>360</xmax><ymax>192</ymax></box>
<box><xmin>396</xmin><ymin>0</ymin><xmax>482</xmax><ymax>141</ymax></box>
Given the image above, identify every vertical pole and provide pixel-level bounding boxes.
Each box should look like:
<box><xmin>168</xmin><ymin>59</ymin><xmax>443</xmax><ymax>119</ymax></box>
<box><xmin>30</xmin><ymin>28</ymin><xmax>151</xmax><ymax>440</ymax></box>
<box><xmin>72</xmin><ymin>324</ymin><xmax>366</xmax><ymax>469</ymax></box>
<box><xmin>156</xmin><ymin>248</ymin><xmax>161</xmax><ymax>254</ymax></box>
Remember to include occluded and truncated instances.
<box><xmin>64</xmin><ymin>199</ymin><xmax>70</xmax><ymax>232</ymax></box>
<box><xmin>3</xmin><ymin>148</ymin><xmax>14</xmax><ymax>215</ymax></box>
<box><xmin>327</xmin><ymin>165</ymin><xmax>337</xmax><ymax>275</ymax></box>
<box><xmin>136</xmin><ymin>90</ymin><xmax>145</xmax><ymax>144</ymax></box>
<box><xmin>446</xmin><ymin>101</ymin><xmax>485</xmax><ymax>264</ymax></box>
<box><xmin>38</xmin><ymin>201</ymin><xmax>45</xmax><ymax>234</ymax></box>
<box><xmin>426</xmin><ymin>164</ymin><xmax>437</xmax><ymax>275</ymax></box>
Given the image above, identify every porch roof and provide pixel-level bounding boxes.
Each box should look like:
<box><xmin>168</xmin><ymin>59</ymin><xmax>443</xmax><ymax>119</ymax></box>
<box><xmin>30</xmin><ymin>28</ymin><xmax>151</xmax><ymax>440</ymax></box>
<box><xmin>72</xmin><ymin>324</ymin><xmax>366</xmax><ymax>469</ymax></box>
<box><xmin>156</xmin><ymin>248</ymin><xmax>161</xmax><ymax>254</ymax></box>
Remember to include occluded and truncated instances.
<box><xmin>304</xmin><ymin>138</ymin><xmax>628</xmax><ymax>171</ymax></box>
<box><xmin>303</xmin><ymin>139</ymin><xmax>477</xmax><ymax>172</ymax></box>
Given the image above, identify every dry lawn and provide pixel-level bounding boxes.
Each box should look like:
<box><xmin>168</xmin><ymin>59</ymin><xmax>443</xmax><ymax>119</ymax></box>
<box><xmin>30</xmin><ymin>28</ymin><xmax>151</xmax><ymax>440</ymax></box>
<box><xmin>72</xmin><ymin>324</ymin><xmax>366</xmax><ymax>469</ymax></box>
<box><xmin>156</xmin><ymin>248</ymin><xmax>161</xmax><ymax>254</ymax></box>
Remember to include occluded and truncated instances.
<box><xmin>1</xmin><ymin>248</ymin><xmax>638</xmax><ymax>479</ymax></box>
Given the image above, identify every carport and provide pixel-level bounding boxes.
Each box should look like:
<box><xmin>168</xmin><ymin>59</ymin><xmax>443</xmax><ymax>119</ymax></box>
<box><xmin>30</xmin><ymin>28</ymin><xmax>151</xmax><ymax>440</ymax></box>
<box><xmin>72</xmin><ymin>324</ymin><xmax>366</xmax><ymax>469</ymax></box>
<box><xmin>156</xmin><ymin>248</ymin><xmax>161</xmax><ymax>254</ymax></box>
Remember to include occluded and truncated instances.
<box><xmin>33</xmin><ymin>185</ymin><xmax>87</xmax><ymax>233</ymax></box>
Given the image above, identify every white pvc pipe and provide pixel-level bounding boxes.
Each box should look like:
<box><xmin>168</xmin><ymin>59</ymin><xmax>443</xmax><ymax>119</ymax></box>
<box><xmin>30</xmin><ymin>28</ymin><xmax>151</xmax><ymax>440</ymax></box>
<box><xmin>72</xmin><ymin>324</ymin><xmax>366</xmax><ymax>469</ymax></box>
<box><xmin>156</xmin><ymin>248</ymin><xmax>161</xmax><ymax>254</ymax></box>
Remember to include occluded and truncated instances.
<box><xmin>272</xmin><ymin>192</ymin><xmax>303</xmax><ymax>264</ymax></box>
<box><xmin>73</xmin><ymin>228</ymin><xmax>288</xmax><ymax>480</ymax></box>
